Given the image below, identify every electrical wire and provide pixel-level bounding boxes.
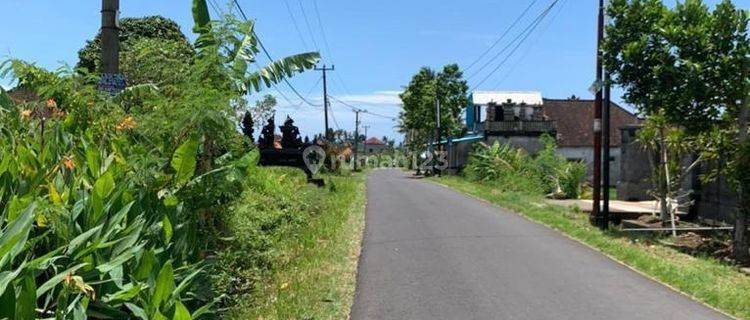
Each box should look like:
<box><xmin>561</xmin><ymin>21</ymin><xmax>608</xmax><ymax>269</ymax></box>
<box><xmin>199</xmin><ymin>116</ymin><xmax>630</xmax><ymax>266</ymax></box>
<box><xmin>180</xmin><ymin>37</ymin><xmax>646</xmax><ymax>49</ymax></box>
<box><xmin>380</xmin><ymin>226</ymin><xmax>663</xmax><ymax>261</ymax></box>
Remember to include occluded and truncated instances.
<box><xmin>471</xmin><ymin>0</ymin><xmax>558</xmax><ymax>90</ymax></box>
<box><xmin>296</xmin><ymin>0</ymin><xmax>321</xmax><ymax>52</ymax></box>
<box><xmin>491</xmin><ymin>0</ymin><xmax>568</xmax><ymax>89</ymax></box>
<box><xmin>231</xmin><ymin>0</ymin><xmax>319</xmax><ymax>107</ymax></box>
<box><xmin>464</xmin><ymin>0</ymin><xmax>540</xmax><ymax>73</ymax></box>
<box><xmin>312</xmin><ymin>0</ymin><xmax>334</xmax><ymax>62</ymax></box>
<box><xmin>282</xmin><ymin>0</ymin><xmax>311</xmax><ymax>50</ymax></box>
<box><xmin>328</xmin><ymin>95</ymin><xmax>398</xmax><ymax>121</ymax></box>
<box><xmin>467</xmin><ymin>0</ymin><xmax>558</xmax><ymax>81</ymax></box>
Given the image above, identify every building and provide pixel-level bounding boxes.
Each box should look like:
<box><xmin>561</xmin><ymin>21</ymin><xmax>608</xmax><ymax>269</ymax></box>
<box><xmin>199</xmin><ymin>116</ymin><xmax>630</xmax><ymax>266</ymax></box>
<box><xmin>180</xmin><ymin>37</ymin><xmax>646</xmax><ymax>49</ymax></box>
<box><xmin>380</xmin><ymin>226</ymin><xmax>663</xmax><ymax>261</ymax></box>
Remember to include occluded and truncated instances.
<box><xmin>448</xmin><ymin>91</ymin><xmax>640</xmax><ymax>183</ymax></box>
<box><xmin>363</xmin><ymin>137</ymin><xmax>389</xmax><ymax>154</ymax></box>
<box><xmin>542</xmin><ymin>98</ymin><xmax>640</xmax><ymax>183</ymax></box>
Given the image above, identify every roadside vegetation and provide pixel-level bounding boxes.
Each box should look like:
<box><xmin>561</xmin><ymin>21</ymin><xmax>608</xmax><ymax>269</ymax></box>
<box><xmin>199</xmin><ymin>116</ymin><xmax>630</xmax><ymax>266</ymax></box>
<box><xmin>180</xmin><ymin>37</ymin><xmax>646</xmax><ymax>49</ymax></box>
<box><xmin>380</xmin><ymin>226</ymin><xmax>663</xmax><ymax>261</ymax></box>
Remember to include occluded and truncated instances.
<box><xmin>218</xmin><ymin>169</ymin><xmax>366</xmax><ymax>319</ymax></box>
<box><xmin>465</xmin><ymin>135</ymin><xmax>586</xmax><ymax>199</ymax></box>
<box><xmin>432</xmin><ymin>175</ymin><xmax>750</xmax><ymax>319</ymax></box>
<box><xmin>0</xmin><ymin>0</ymin><xmax>369</xmax><ymax>318</ymax></box>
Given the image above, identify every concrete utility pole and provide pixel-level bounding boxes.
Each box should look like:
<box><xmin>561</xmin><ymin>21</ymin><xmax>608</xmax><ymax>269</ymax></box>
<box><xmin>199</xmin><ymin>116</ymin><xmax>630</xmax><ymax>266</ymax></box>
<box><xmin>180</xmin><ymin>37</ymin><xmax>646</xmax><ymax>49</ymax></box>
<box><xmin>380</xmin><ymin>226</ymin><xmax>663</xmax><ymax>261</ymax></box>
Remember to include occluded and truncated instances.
<box><xmin>435</xmin><ymin>98</ymin><xmax>442</xmax><ymax>175</ymax></box>
<box><xmin>315</xmin><ymin>65</ymin><xmax>335</xmax><ymax>140</ymax></box>
<box><xmin>591</xmin><ymin>0</ymin><xmax>606</xmax><ymax>230</ymax></box>
<box><xmin>603</xmin><ymin>73</ymin><xmax>612</xmax><ymax>227</ymax></box>
<box><xmin>354</xmin><ymin>109</ymin><xmax>361</xmax><ymax>171</ymax></box>
<box><xmin>101</xmin><ymin>0</ymin><xmax>120</xmax><ymax>74</ymax></box>
<box><xmin>363</xmin><ymin>125</ymin><xmax>370</xmax><ymax>155</ymax></box>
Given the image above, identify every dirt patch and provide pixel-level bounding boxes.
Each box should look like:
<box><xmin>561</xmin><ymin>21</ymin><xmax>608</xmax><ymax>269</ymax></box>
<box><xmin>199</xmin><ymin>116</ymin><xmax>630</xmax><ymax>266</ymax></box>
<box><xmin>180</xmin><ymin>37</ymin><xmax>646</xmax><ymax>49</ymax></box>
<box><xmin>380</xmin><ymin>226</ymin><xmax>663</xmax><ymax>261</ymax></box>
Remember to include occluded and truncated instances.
<box><xmin>669</xmin><ymin>232</ymin><xmax>732</xmax><ymax>261</ymax></box>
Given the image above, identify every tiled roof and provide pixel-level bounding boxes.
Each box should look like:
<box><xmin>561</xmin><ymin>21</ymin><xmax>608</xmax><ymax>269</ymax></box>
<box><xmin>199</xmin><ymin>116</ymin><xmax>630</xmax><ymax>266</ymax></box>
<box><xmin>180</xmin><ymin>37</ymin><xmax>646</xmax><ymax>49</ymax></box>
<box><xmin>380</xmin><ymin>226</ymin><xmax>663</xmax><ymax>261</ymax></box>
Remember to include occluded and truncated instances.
<box><xmin>542</xmin><ymin>99</ymin><xmax>640</xmax><ymax>147</ymax></box>
<box><xmin>365</xmin><ymin>137</ymin><xmax>385</xmax><ymax>145</ymax></box>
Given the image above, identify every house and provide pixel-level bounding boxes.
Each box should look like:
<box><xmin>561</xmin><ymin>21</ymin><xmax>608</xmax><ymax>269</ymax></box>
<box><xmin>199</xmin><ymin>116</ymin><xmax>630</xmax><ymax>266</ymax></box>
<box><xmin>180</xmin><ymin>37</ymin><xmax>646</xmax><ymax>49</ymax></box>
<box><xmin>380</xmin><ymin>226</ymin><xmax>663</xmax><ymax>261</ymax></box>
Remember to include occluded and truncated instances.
<box><xmin>447</xmin><ymin>91</ymin><xmax>640</xmax><ymax>183</ymax></box>
<box><xmin>542</xmin><ymin>98</ymin><xmax>640</xmax><ymax>183</ymax></box>
<box><xmin>363</xmin><ymin>137</ymin><xmax>389</xmax><ymax>154</ymax></box>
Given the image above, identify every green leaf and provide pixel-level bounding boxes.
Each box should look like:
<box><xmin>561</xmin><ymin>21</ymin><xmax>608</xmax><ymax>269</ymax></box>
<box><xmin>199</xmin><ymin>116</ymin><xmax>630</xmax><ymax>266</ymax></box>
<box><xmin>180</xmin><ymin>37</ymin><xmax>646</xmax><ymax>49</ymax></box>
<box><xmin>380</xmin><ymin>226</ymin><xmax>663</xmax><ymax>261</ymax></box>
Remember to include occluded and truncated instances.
<box><xmin>36</xmin><ymin>263</ymin><xmax>88</xmax><ymax>297</ymax></box>
<box><xmin>153</xmin><ymin>311</ymin><xmax>169</xmax><ymax>320</ymax></box>
<box><xmin>66</xmin><ymin>225</ymin><xmax>103</xmax><ymax>255</ymax></box>
<box><xmin>0</xmin><ymin>262</ymin><xmax>25</xmax><ymax>301</ymax></box>
<box><xmin>231</xmin><ymin>21</ymin><xmax>258</xmax><ymax>76</ymax></box>
<box><xmin>15</xmin><ymin>273</ymin><xmax>36</xmax><ymax>320</ymax></box>
<box><xmin>151</xmin><ymin>260</ymin><xmax>175</xmax><ymax>310</ymax></box>
<box><xmin>93</xmin><ymin>171</ymin><xmax>115</xmax><ymax>198</ymax></box>
<box><xmin>172</xmin><ymin>301</ymin><xmax>191</xmax><ymax>320</ymax></box>
<box><xmin>0</xmin><ymin>87</ymin><xmax>12</xmax><ymax>111</ymax></box>
<box><xmin>162</xmin><ymin>216</ymin><xmax>173</xmax><ymax>244</ymax></box>
<box><xmin>103</xmin><ymin>283</ymin><xmax>144</xmax><ymax>303</ymax></box>
<box><xmin>90</xmin><ymin>171</ymin><xmax>115</xmax><ymax>227</ymax></box>
<box><xmin>134</xmin><ymin>249</ymin><xmax>156</xmax><ymax>282</ymax></box>
<box><xmin>125</xmin><ymin>303</ymin><xmax>149</xmax><ymax>320</ymax></box>
<box><xmin>0</xmin><ymin>203</ymin><xmax>36</xmax><ymax>270</ymax></box>
<box><xmin>246</xmin><ymin>52</ymin><xmax>320</xmax><ymax>93</ymax></box>
<box><xmin>0</xmin><ymin>282</ymin><xmax>15</xmax><ymax>320</ymax></box>
<box><xmin>96</xmin><ymin>243</ymin><xmax>144</xmax><ymax>274</ymax></box>
<box><xmin>171</xmin><ymin>138</ymin><xmax>199</xmax><ymax>185</ymax></box>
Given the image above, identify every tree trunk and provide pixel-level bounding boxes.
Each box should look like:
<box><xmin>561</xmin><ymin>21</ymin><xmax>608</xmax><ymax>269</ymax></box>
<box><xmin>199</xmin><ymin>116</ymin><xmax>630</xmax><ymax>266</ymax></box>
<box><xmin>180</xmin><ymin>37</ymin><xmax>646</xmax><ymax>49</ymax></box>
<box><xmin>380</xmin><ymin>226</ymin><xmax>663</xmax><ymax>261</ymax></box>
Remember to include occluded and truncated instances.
<box><xmin>658</xmin><ymin>128</ymin><xmax>671</xmax><ymax>223</ymax></box>
<box><xmin>734</xmin><ymin>58</ymin><xmax>749</xmax><ymax>265</ymax></box>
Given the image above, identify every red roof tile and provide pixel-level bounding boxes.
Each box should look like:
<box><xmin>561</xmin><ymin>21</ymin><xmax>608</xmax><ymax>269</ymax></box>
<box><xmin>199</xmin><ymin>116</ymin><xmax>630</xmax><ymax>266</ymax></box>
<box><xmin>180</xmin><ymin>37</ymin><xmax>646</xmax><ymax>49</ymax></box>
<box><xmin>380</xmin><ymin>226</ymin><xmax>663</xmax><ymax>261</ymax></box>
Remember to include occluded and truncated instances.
<box><xmin>542</xmin><ymin>99</ymin><xmax>640</xmax><ymax>147</ymax></box>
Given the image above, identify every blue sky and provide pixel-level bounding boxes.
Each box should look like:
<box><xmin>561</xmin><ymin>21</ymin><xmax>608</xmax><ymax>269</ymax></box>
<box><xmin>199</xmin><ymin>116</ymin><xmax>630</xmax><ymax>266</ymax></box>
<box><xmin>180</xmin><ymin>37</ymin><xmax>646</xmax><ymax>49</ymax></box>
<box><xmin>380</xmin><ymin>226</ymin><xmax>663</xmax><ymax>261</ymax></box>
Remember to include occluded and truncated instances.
<box><xmin>1</xmin><ymin>0</ymin><xmax>746</xmax><ymax>141</ymax></box>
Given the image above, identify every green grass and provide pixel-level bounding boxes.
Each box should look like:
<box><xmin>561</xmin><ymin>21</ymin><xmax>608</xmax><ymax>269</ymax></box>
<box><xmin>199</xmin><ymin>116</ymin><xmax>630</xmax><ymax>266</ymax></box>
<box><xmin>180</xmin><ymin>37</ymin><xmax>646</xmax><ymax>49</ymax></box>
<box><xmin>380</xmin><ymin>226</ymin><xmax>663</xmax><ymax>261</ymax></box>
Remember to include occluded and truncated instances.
<box><xmin>431</xmin><ymin>175</ymin><xmax>750</xmax><ymax>320</ymax></box>
<box><xmin>219</xmin><ymin>168</ymin><xmax>367</xmax><ymax>320</ymax></box>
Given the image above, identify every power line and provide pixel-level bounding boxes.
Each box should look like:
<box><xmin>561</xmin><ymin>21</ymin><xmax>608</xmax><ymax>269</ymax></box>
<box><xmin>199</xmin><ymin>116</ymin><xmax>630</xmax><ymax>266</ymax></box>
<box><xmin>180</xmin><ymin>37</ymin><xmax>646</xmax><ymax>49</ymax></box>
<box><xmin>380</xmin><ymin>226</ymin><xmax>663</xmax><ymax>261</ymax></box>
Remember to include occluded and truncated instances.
<box><xmin>208</xmin><ymin>0</ymin><xmax>298</xmax><ymax>107</ymax></box>
<box><xmin>297</xmin><ymin>0</ymin><xmax>321</xmax><ymax>52</ymax></box>
<box><xmin>282</xmin><ymin>0</ymin><xmax>311</xmax><ymax>50</ymax></box>
<box><xmin>231</xmin><ymin>0</ymin><xmax>319</xmax><ymax>107</ymax></box>
<box><xmin>312</xmin><ymin>0</ymin><xmax>334</xmax><ymax>62</ymax></box>
<box><xmin>464</xmin><ymin>0</ymin><xmax>539</xmax><ymax>73</ymax></box>
<box><xmin>467</xmin><ymin>0</ymin><xmax>558</xmax><ymax>81</ymax></box>
<box><xmin>492</xmin><ymin>0</ymin><xmax>568</xmax><ymax>89</ymax></box>
<box><xmin>328</xmin><ymin>95</ymin><xmax>398</xmax><ymax>121</ymax></box>
<box><xmin>471</xmin><ymin>0</ymin><xmax>558</xmax><ymax>90</ymax></box>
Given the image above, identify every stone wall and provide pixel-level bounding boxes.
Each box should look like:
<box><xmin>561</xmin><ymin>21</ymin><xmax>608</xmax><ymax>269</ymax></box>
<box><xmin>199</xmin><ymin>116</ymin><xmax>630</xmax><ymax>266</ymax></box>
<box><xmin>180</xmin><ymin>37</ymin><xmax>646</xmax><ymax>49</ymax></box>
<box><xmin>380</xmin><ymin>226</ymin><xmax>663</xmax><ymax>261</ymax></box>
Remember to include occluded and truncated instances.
<box><xmin>617</xmin><ymin>125</ymin><xmax>653</xmax><ymax>201</ymax></box>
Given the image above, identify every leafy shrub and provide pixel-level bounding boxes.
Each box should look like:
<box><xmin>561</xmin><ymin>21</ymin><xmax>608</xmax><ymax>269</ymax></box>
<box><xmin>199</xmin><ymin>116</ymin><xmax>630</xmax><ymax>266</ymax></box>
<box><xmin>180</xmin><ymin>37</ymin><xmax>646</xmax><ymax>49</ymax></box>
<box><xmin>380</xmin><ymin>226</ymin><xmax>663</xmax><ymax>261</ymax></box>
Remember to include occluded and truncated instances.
<box><xmin>464</xmin><ymin>135</ymin><xmax>585</xmax><ymax>199</ymax></box>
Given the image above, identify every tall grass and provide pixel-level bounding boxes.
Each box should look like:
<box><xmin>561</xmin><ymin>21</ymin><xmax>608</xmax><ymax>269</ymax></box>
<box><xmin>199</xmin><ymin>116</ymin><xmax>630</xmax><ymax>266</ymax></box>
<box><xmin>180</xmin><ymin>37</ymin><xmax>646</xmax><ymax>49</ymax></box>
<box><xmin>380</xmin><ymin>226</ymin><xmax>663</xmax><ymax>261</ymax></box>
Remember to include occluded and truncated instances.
<box><xmin>216</xmin><ymin>169</ymin><xmax>367</xmax><ymax>319</ymax></box>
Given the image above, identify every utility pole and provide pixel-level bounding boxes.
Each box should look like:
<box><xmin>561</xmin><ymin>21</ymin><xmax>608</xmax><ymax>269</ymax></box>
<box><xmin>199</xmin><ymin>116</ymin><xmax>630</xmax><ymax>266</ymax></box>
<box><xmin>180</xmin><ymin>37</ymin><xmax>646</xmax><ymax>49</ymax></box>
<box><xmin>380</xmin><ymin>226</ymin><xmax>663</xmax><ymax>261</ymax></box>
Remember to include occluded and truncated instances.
<box><xmin>354</xmin><ymin>109</ymin><xmax>361</xmax><ymax>171</ymax></box>
<box><xmin>315</xmin><ymin>65</ymin><xmax>335</xmax><ymax>140</ymax></box>
<box><xmin>101</xmin><ymin>0</ymin><xmax>120</xmax><ymax>74</ymax></box>
<box><xmin>435</xmin><ymin>98</ymin><xmax>442</xmax><ymax>175</ymax></box>
<box><xmin>363</xmin><ymin>125</ymin><xmax>370</xmax><ymax>156</ymax></box>
<box><xmin>591</xmin><ymin>0</ymin><xmax>605</xmax><ymax>229</ymax></box>
<box><xmin>603</xmin><ymin>70</ymin><xmax>612</xmax><ymax>228</ymax></box>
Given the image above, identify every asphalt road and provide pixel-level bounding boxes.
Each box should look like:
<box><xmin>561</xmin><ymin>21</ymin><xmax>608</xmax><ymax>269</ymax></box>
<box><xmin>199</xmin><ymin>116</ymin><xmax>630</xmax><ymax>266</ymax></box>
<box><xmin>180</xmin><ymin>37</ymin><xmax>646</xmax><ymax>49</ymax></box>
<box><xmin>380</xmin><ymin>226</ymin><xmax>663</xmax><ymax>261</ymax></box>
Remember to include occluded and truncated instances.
<box><xmin>350</xmin><ymin>169</ymin><xmax>731</xmax><ymax>320</ymax></box>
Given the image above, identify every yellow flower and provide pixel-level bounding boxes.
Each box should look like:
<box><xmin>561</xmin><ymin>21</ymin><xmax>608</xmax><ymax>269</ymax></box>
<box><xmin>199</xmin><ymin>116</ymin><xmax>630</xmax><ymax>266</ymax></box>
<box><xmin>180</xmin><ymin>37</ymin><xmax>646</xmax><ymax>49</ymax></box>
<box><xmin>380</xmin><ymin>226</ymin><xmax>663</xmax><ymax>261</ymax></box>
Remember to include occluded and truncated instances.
<box><xmin>63</xmin><ymin>158</ymin><xmax>75</xmax><ymax>170</ymax></box>
<box><xmin>20</xmin><ymin>109</ymin><xmax>32</xmax><ymax>119</ymax></box>
<box><xmin>116</xmin><ymin>116</ymin><xmax>137</xmax><ymax>131</ymax></box>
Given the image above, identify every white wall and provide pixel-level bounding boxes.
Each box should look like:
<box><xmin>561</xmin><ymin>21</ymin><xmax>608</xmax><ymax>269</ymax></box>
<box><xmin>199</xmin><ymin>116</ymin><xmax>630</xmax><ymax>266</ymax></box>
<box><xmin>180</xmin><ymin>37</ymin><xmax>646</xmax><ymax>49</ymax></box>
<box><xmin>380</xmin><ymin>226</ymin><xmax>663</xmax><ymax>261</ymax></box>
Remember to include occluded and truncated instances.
<box><xmin>557</xmin><ymin>147</ymin><xmax>621</xmax><ymax>185</ymax></box>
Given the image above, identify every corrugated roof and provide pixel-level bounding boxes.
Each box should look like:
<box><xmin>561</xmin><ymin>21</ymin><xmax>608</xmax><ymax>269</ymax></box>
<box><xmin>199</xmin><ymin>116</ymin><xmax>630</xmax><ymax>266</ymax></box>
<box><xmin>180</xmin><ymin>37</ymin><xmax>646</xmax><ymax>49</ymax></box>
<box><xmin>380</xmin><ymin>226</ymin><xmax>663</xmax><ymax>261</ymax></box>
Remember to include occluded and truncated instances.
<box><xmin>472</xmin><ymin>91</ymin><xmax>543</xmax><ymax>106</ymax></box>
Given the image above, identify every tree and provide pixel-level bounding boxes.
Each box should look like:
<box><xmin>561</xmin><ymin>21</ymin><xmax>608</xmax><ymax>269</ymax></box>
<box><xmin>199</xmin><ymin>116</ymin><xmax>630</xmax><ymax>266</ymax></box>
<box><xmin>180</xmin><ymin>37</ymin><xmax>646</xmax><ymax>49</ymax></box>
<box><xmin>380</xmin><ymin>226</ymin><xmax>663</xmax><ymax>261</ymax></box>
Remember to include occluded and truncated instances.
<box><xmin>398</xmin><ymin>64</ymin><xmax>469</xmax><ymax>150</ymax></box>
<box><xmin>605</xmin><ymin>0</ymin><xmax>749</xmax><ymax>261</ymax></box>
<box><xmin>249</xmin><ymin>94</ymin><xmax>277</xmax><ymax>131</ymax></box>
<box><xmin>77</xmin><ymin>16</ymin><xmax>194</xmax><ymax>73</ymax></box>
<box><xmin>241</xmin><ymin>111</ymin><xmax>254</xmax><ymax>141</ymax></box>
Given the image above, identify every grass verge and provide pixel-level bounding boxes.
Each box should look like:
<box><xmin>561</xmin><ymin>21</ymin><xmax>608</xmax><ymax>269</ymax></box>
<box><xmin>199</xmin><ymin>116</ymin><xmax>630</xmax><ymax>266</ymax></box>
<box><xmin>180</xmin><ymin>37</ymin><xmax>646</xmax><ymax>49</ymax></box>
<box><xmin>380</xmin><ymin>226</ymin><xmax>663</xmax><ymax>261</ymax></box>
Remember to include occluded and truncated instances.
<box><xmin>432</xmin><ymin>175</ymin><xmax>750</xmax><ymax>320</ymax></box>
<box><xmin>220</xmin><ymin>168</ymin><xmax>366</xmax><ymax>319</ymax></box>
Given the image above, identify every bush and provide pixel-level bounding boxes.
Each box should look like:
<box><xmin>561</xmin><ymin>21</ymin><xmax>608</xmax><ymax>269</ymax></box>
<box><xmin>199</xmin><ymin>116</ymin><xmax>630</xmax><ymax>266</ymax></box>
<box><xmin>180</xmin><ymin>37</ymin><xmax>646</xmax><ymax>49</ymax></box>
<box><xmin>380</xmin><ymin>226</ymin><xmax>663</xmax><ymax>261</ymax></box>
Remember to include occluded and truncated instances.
<box><xmin>464</xmin><ymin>135</ymin><xmax>585</xmax><ymax>199</ymax></box>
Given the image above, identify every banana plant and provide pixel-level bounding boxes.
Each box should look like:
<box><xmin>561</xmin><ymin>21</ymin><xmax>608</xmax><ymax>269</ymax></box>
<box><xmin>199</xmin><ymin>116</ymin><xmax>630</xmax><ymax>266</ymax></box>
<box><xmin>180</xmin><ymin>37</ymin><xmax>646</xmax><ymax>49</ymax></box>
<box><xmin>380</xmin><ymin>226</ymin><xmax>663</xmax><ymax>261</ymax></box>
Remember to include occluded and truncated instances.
<box><xmin>191</xmin><ymin>0</ymin><xmax>320</xmax><ymax>94</ymax></box>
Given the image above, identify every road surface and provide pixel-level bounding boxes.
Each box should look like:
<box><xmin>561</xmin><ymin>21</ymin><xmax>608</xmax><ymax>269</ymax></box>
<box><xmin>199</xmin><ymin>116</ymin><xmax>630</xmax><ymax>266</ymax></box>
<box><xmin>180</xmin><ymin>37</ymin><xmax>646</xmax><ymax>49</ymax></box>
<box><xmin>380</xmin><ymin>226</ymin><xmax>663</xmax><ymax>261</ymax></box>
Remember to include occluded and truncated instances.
<box><xmin>351</xmin><ymin>169</ymin><xmax>730</xmax><ymax>320</ymax></box>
